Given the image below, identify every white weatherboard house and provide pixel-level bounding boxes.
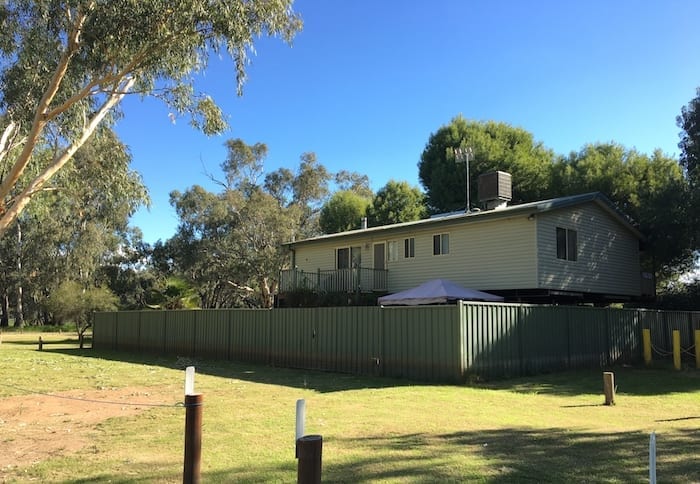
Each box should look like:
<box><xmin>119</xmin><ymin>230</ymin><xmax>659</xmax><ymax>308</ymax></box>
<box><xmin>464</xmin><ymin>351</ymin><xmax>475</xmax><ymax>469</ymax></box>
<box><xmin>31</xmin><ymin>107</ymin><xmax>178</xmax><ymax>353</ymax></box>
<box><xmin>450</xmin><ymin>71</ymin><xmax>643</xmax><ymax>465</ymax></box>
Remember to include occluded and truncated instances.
<box><xmin>281</xmin><ymin>173</ymin><xmax>649</xmax><ymax>304</ymax></box>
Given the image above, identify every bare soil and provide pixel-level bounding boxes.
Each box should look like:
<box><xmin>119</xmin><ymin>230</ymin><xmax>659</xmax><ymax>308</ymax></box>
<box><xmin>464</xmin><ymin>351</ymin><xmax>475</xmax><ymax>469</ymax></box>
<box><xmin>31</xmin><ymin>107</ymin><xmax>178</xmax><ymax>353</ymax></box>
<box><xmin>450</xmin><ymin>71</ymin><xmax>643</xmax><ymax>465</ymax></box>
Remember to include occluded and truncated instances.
<box><xmin>0</xmin><ymin>386</ymin><xmax>173</xmax><ymax>473</ymax></box>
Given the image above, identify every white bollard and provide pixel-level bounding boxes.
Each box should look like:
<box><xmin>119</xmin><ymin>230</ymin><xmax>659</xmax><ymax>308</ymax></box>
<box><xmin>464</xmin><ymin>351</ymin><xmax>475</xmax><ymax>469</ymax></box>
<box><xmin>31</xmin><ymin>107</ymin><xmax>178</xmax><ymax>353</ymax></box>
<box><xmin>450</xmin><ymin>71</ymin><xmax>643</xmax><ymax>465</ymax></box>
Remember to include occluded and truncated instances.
<box><xmin>296</xmin><ymin>399</ymin><xmax>306</xmax><ymax>441</ymax></box>
<box><xmin>649</xmin><ymin>431</ymin><xmax>656</xmax><ymax>484</ymax></box>
<box><xmin>185</xmin><ymin>366</ymin><xmax>195</xmax><ymax>396</ymax></box>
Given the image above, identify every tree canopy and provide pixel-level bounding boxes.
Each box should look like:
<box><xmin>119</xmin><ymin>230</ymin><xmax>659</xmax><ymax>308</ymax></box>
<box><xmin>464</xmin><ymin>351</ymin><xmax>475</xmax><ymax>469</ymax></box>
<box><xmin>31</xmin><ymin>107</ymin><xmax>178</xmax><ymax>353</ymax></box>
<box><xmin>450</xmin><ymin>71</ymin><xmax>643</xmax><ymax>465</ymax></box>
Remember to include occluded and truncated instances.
<box><xmin>418</xmin><ymin>116</ymin><xmax>556</xmax><ymax>213</ymax></box>
<box><xmin>0</xmin><ymin>0</ymin><xmax>301</xmax><ymax>236</ymax></box>
<box><xmin>319</xmin><ymin>190</ymin><xmax>371</xmax><ymax>234</ymax></box>
<box><xmin>162</xmin><ymin>139</ymin><xmax>331</xmax><ymax>308</ymax></box>
<box><xmin>677</xmin><ymin>87</ymin><xmax>700</xmax><ymax>256</ymax></box>
<box><xmin>367</xmin><ymin>180</ymin><xmax>426</xmax><ymax>227</ymax></box>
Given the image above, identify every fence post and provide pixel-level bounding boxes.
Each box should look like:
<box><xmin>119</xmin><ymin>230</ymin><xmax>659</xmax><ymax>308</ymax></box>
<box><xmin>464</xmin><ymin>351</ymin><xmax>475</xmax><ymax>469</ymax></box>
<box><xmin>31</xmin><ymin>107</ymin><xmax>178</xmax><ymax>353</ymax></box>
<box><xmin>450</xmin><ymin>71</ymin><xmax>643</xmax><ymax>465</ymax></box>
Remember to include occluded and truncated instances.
<box><xmin>603</xmin><ymin>371</ymin><xmax>615</xmax><ymax>405</ymax></box>
<box><xmin>672</xmin><ymin>330</ymin><xmax>681</xmax><ymax>370</ymax></box>
<box><xmin>695</xmin><ymin>330</ymin><xmax>700</xmax><ymax>370</ymax></box>
<box><xmin>642</xmin><ymin>329</ymin><xmax>652</xmax><ymax>367</ymax></box>
<box><xmin>183</xmin><ymin>368</ymin><xmax>202</xmax><ymax>484</ymax></box>
<box><xmin>297</xmin><ymin>435</ymin><xmax>323</xmax><ymax>484</ymax></box>
<box><xmin>183</xmin><ymin>393</ymin><xmax>203</xmax><ymax>484</ymax></box>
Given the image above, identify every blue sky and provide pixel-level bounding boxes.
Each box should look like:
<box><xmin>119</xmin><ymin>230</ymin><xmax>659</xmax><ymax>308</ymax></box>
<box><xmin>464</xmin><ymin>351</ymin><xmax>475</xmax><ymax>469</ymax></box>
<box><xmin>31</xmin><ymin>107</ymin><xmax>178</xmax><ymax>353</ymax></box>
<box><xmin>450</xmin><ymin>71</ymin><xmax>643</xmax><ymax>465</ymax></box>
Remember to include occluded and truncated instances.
<box><xmin>115</xmin><ymin>0</ymin><xmax>700</xmax><ymax>244</ymax></box>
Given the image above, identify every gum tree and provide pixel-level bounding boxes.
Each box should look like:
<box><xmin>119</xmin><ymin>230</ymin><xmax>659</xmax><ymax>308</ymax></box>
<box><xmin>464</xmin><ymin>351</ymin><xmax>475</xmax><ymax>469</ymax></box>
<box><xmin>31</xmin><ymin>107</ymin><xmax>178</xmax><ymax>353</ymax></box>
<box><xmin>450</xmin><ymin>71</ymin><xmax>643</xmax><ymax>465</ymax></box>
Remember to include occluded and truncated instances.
<box><xmin>0</xmin><ymin>1</ymin><xmax>302</xmax><ymax>236</ymax></box>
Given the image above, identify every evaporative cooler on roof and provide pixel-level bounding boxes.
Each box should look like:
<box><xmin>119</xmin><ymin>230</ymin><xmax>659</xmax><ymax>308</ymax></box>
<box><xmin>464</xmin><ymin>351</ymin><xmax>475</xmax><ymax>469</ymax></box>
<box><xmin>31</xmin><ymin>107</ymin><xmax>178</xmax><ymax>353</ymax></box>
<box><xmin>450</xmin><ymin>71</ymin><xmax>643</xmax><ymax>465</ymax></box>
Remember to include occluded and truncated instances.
<box><xmin>478</xmin><ymin>171</ymin><xmax>512</xmax><ymax>210</ymax></box>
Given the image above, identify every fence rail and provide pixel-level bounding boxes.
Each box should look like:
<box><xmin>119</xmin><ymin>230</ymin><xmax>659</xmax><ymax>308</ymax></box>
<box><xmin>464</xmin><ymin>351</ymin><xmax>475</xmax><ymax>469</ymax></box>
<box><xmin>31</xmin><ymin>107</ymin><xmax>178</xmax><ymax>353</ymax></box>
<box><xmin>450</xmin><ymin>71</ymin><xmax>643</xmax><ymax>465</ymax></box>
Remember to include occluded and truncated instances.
<box><xmin>279</xmin><ymin>267</ymin><xmax>388</xmax><ymax>293</ymax></box>
<box><xmin>93</xmin><ymin>304</ymin><xmax>699</xmax><ymax>382</ymax></box>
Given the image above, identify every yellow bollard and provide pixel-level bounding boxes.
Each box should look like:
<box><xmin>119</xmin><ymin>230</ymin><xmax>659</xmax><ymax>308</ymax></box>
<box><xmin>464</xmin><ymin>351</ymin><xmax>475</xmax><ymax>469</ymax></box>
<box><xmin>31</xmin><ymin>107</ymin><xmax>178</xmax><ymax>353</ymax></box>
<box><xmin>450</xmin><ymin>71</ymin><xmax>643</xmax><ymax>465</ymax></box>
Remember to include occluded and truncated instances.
<box><xmin>642</xmin><ymin>329</ymin><xmax>652</xmax><ymax>367</ymax></box>
<box><xmin>673</xmin><ymin>330</ymin><xmax>681</xmax><ymax>371</ymax></box>
<box><xmin>695</xmin><ymin>330</ymin><xmax>700</xmax><ymax>370</ymax></box>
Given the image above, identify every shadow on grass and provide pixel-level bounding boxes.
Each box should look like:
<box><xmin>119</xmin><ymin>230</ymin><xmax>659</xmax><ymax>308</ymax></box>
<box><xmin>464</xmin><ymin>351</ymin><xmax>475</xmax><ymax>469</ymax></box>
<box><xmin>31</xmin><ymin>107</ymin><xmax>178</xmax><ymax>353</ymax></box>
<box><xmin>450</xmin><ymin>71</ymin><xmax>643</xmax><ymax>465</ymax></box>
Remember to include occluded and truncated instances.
<box><xmin>40</xmin><ymin>346</ymin><xmax>700</xmax><ymax>396</ymax></box>
<box><xmin>319</xmin><ymin>427</ymin><xmax>699</xmax><ymax>483</ymax></box>
<box><xmin>43</xmin><ymin>346</ymin><xmax>414</xmax><ymax>393</ymax></box>
<box><xmin>5</xmin><ymin>337</ymin><xmax>86</xmax><ymax>346</ymax></box>
<box><xmin>58</xmin><ymin>427</ymin><xmax>699</xmax><ymax>483</ymax></box>
<box><xmin>482</xmin><ymin>367</ymin><xmax>700</xmax><ymax>397</ymax></box>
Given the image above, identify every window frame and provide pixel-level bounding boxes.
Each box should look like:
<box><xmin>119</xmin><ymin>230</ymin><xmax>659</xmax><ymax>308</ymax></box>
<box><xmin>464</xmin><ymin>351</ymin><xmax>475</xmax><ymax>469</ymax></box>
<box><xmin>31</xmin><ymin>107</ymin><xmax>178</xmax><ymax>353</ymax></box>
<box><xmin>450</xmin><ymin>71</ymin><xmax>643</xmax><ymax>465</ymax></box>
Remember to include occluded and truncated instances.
<box><xmin>388</xmin><ymin>240</ymin><xmax>399</xmax><ymax>262</ymax></box>
<box><xmin>336</xmin><ymin>246</ymin><xmax>362</xmax><ymax>269</ymax></box>
<box><xmin>556</xmin><ymin>227</ymin><xmax>577</xmax><ymax>261</ymax></box>
<box><xmin>404</xmin><ymin>237</ymin><xmax>415</xmax><ymax>258</ymax></box>
<box><xmin>432</xmin><ymin>233</ymin><xmax>449</xmax><ymax>256</ymax></box>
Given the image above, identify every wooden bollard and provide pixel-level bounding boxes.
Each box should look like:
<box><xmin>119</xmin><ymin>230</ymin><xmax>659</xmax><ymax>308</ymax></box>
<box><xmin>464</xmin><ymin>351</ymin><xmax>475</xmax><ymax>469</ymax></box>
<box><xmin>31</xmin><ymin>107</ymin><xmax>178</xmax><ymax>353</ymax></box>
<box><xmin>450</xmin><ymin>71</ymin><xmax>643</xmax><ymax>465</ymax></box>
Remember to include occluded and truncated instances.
<box><xmin>603</xmin><ymin>371</ymin><xmax>615</xmax><ymax>405</ymax></box>
<box><xmin>183</xmin><ymin>393</ymin><xmax>203</xmax><ymax>484</ymax></box>
<box><xmin>297</xmin><ymin>434</ymin><xmax>323</xmax><ymax>484</ymax></box>
<box><xmin>38</xmin><ymin>336</ymin><xmax>43</xmax><ymax>351</ymax></box>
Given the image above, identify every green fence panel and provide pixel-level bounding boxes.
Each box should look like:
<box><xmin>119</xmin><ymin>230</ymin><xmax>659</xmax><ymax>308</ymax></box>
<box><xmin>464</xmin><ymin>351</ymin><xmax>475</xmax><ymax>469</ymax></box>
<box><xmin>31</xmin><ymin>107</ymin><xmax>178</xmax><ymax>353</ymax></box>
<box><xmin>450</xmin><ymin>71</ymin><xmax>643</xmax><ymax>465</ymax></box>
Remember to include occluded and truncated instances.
<box><xmin>355</xmin><ymin>307</ymin><xmax>383</xmax><ymax>377</ymax></box>
<box><xmin>164</xmin><ymin>310</ymin><xmax>196</xmax><ymax>356</ymax></box>
<box><xmin>93</xmin><ymin>312</ymin><xmax>117</xmax><ymax>350</ymax></box>
<box><xmin>382</xmin><ymin>306</ymin><xmax>460</xmax><ymax>382</ymax></box>
<box><xmin>115</xmin><ymin>311</ymin><xmax>141</xmax><ymax>352</ymax></box>
<box><xmin>463</xmin><ymin>303</ymin><xmax>521</xmax><ymax>379</ymax></box>
<box><xmin>314</xmin><ymin>307</ymin><xmax>342</xmax><ymax>373</ymax></box>
<box><xmin>567</xmin><ymin>307</ymin><xmax>607</xmax><ymax>368</ymax></box>
<box><xmin>229</xmin><ymin>309</ymin><xmax>271</xmax><ymax>364</ymax></box>
<box><xmin>195</xmin><ymin>310</ymin><xmax>230</xmax><ymax>360</ymax></box>
<box><xmin>607</xmin><ymin>309</ymin><xmax>640</xmax><ymax>364</ymax></box>
<box><xmin>90</xmin><ymin>306</ymin><xmax>694</xmax><ymax>383</ymax></box>
<box><xmin>140</xmin><ymin>311</ymin><xmax>166</xmax><ymax>353</ymax></box>
<box><xmin>269</xmin><ymin>308</ymin><xmax>315</xmax><ymax>369</ymax></box>
<box><xmin>519</xmin><ymin>306</ymin><xmax>569</xmax><ymax>375</ymax></box>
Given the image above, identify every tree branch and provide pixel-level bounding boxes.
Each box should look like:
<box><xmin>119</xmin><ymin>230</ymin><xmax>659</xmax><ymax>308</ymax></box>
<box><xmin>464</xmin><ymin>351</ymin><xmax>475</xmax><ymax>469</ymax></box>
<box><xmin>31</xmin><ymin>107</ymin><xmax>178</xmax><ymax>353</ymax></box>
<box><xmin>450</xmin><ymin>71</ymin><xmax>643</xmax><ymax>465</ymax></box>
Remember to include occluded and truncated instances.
<box><xmin>0</xmin><ymin>6</ymin><xmax>92</xmax><ymax>213</ymax></box>
<box><xmin>0</xmin><ymin>77</ymin><xmax>135</xmax><ymax>235</ymax></box>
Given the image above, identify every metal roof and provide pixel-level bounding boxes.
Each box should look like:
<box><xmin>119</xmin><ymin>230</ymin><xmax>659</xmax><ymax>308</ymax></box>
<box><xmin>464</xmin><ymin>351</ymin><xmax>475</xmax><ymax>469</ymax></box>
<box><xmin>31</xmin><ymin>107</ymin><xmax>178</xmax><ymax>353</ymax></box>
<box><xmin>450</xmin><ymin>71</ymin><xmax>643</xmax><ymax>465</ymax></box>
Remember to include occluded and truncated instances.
<box><xmin>283</xmin><ymin>192</ymin><xmax>642</xmax><ymax>247</ymax></box>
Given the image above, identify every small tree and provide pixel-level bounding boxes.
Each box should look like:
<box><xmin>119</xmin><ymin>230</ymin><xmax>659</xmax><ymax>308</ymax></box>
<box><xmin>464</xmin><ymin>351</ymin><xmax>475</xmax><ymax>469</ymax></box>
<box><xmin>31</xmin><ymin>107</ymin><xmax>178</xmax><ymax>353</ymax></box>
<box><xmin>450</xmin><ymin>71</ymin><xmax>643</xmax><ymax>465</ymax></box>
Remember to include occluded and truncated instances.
<box><xmin>367</xmin><ymin>180</ymin><xmax>427</xmax><ymax>227</ymax></box>
<box><xmin>319</xmin><ymin>190</ymin><xmax>371</xmax><ymax>234</ymax></box>
<box><xmin>47</xmin><ymin>281</ymin><xmax>117</xmax><ymax>348</ymax></box>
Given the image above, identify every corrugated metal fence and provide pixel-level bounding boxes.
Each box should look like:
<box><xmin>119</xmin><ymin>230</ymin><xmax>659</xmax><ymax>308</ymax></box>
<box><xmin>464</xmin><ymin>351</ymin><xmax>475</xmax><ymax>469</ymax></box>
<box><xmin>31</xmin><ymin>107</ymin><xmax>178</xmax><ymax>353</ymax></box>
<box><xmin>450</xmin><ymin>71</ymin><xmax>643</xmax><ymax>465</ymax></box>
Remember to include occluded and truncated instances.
<box><xmin>93</xmin><ymin>303</ymin><xmax>699</xmax><ymax>382</ymax></box>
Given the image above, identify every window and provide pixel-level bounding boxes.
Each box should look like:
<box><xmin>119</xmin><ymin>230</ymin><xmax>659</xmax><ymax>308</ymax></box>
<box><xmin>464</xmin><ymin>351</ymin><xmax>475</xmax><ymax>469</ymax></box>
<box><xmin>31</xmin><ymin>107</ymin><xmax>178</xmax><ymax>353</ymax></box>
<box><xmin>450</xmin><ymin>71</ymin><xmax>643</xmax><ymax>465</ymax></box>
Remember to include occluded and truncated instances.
<box><xmin>404</xmin><ymin>237</ymin><xmax>415</xmax><ymax>258</ymax></box>
<box><xmin>433</xmin><ymin>233</ymin><xmax>449</xmax><ymax>255</ymax></box>
<box><xmin>337</xmin><ymin>247</ymin><xmax>350</xmax><ymax>269</ymax></box>
<box><xmin>388</xmin><ymin>240</ymin><xmax>399</xmax><ymax>262</ymax></box>
<box><xmin>337</xmin><ymin>246</ymin><xmax>362</xmax><ymax>269</ymax></box>
<box><xmin>556</xmin><ymin>227</ymin><xmax>577</xmax><ymax>261</ymax></box>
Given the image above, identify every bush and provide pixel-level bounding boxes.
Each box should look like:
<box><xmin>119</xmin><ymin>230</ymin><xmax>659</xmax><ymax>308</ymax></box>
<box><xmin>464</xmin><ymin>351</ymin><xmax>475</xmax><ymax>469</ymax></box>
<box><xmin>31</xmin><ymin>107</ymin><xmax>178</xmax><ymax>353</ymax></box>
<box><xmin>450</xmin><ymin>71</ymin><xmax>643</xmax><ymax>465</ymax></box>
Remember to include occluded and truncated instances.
<box><xmin>46</xmin><ymin>281</ymin><xmax>118</xmax><ymax>347</ymax></box>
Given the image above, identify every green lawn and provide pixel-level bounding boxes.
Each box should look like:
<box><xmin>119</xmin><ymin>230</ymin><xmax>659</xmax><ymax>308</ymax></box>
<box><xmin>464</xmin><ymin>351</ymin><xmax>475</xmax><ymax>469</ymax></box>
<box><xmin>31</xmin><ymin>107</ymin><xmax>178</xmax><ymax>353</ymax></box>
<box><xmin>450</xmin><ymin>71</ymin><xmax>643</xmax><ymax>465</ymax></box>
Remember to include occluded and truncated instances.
<box><xmin>0</xmin><ymin>333</ymin><xmax>698</xmax><ymax>483</ymax></box>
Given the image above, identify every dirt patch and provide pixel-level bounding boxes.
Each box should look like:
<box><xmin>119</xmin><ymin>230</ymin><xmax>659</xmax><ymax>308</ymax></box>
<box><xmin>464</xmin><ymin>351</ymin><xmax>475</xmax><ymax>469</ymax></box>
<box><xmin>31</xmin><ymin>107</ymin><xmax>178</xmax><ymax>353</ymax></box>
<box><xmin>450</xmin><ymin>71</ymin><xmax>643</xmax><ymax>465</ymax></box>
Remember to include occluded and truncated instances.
<box><xmin>0</xmin><ymin>386</ymin><xmax>176</xmax><ymax>472</ymax></box>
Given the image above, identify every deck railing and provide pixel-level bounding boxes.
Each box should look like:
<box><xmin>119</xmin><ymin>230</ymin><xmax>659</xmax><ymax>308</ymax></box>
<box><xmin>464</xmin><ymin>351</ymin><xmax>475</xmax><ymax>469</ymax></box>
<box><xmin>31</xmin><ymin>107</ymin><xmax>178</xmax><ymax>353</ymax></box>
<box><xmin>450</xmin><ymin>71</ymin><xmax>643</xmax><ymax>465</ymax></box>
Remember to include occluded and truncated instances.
<box><xmin>280</xmin><ymin>267</ymin><xmax>388</xmax><ymax>293</ymax></box>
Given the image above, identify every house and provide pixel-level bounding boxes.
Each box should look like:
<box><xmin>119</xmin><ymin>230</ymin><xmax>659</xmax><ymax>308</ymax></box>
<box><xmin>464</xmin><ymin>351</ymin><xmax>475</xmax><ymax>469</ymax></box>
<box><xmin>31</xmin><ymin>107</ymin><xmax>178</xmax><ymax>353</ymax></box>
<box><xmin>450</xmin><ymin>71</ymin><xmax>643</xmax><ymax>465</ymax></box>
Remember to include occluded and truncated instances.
<box><xmin>280</xmin><ymin>172</ymin><xmax>650</xmax><ymax>304</ymax></box>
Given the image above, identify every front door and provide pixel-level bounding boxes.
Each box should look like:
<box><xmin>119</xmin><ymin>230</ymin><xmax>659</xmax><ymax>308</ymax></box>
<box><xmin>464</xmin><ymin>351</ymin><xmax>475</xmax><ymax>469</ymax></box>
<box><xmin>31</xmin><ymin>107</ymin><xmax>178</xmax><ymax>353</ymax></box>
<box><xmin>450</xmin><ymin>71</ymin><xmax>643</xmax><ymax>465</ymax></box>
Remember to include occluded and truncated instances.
<box><xmin>373</xmin><ymin>243</ymin><xmax>386</xmax><ymax>291</ymax></box>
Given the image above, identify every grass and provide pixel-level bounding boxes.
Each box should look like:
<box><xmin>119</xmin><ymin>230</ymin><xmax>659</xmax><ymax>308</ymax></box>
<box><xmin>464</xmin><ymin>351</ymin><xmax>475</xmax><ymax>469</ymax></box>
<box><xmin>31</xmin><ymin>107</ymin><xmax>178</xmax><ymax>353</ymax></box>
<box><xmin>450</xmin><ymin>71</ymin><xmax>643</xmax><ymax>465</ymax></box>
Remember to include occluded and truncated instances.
<box><xmin>1</xmin><ymin>333</ymin><xmax>699</xmax><ymax>483</ymax></box>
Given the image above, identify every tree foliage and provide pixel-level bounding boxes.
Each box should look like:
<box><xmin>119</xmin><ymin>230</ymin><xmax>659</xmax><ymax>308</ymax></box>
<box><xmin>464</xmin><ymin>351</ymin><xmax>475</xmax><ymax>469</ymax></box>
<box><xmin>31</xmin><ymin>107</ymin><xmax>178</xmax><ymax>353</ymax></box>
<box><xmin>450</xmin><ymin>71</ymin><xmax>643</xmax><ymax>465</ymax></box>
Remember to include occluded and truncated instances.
<box><xmin>678</xmin><ymin>87</ymin><xmax>700</xmax><ymax>188</ymax></box>
<box><xmin>319</xmin><ymin>190</ymin><xmax>371</xmax><ymax>234</ymax></box>
<box><xmin>367</xmin><ymin>180</ymin><xmax>426</xmax><ymax>227</ymax></box>
<box><xmin>46</xmin><ymin>280</ymin><xmax>117</xmax><ymax>346</ymax></box>
<box><xmin>163</xmin><ymin>139</ymin><xmax>331</xmax><ymax>308</ymax></box>
<box><xmin>677</xmin><ymin>87</ymin><xmax>700</xmax><ymax>253</ymax></box>
<box><xmin>0</xmin><ymin>127</ymin><xmax>148</xmax><ymax>325</ymax></box>
<box><xmin>418</xmin><ymin>116</ymin><xmax>556</xmax><ymax>213</ymax></box>
<box><xmin>0</xmin><ymin>0</ymin><xmax>301</xmax><ymax>236</ymax></box>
